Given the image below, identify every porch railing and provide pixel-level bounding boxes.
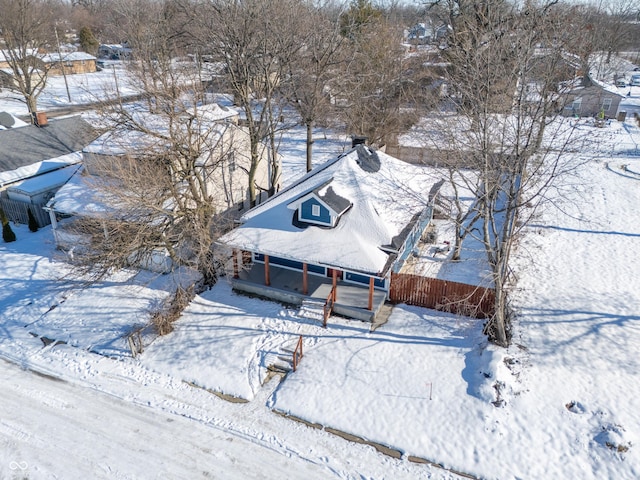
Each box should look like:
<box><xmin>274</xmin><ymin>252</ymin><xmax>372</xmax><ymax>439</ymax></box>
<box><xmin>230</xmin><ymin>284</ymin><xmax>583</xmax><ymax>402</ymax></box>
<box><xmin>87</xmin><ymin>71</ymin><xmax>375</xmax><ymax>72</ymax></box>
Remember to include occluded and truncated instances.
<box><xmin>323</xmin><ymin>286</ymin><xmax>336</xmax><ymax>328</ymax></box>
<box><xmin>292</xmin><ymin>335</ymin><xmax>303</xmax><ymax>372</ymax></box>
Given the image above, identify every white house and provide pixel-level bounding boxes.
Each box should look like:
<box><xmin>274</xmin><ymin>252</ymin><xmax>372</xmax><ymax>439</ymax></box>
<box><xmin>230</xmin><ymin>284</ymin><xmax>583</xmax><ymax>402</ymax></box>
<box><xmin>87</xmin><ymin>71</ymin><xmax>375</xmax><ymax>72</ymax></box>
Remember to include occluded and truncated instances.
<box><xmin>47</xmin><ymin>103</ymin><xmax>278</xmax><ymax>267</ymax></box>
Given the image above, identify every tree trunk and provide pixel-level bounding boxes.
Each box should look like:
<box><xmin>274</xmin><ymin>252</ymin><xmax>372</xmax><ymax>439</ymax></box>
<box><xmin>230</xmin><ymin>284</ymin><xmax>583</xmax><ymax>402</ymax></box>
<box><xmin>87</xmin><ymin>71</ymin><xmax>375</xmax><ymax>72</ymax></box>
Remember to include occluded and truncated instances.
<box><xmin>492</xmin><ymin>281</ymin><xmax>508</xmax><ymax>346</ymax></box>
<box><xmin>452</xmin><ymin>231</ymin><xmax>463</xmax><ymax>261</ymax></box>
<box><xmin>26</xmin><ymin>95</ymin><xmax>38</xmax><ymax>122</ymax></box>
<box><xmin>306</xmin><ymin>121</ymin><xmax>314</xmax><ymax>172</ymax></box>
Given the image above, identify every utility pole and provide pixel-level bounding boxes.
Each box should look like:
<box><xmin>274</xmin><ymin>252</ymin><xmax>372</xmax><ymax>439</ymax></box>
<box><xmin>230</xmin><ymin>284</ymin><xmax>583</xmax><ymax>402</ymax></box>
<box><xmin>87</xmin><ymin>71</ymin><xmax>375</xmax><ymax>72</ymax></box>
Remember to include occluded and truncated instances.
<box><xmin>112</xmin><ymin>64</ymin><xmax>122</xmax><ymax>106</ymax></box>
<box><xmin>54</xmin><ymin>24</ymin><xmax>72</xmax><ymax>103</ymax></box>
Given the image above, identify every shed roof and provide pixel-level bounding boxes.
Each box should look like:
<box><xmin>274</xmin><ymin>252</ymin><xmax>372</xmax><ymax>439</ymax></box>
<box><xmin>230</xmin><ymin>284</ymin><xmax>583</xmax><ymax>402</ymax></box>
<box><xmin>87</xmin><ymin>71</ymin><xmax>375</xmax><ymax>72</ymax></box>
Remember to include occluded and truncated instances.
<box><xmin>7</xmin><ymin>163</ymin><xmax>81</xmax><ymax>196</ymax></box>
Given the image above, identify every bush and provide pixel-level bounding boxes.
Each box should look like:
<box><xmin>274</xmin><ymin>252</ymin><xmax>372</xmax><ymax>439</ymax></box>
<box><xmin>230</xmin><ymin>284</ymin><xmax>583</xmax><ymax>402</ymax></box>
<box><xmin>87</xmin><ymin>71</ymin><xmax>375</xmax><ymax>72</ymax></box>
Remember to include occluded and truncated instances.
<box><xmin>2</xmin><ymin>222</ymin><xmax>16</xmax><ymax>242</ymax></box>
<box><xmin>27</xmin><ymin>207</ymin><xmax>39</xmax><ymax>232</ymax></box>
<box><xmin>151</xmin><ymin>286</ymin><xmax>195</xmax><ymax>336</ymax></box>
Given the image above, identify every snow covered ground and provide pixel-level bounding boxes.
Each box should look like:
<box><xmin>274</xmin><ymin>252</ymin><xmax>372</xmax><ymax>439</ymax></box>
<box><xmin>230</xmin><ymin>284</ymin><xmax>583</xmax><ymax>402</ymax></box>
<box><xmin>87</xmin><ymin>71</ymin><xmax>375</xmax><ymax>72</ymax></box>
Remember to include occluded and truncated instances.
<box><xmin>0</xmin><ymin>60</ymin><xmax>139</xmax><ymax>118</ymax></box>
<box><xmin>2</xmin><ymin>66</ymin><xmax>640</xmax><ymax>479</ymax></box>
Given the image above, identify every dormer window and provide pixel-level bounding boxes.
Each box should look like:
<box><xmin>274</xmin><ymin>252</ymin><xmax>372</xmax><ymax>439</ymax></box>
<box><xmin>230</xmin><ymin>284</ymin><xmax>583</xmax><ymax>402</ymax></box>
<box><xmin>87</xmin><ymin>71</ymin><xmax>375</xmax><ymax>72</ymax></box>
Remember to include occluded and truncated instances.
<box><xmin>287</xmin><ymin>180</ymin><xmax>352</xmax><ymax>228</ymax></box>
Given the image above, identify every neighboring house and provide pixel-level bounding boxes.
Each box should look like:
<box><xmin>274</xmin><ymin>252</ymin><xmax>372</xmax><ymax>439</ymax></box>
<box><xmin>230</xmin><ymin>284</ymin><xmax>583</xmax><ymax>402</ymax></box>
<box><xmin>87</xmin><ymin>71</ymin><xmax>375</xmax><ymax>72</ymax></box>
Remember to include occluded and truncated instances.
<box><xmin>47</xmin><ymin>103</ymin><xmax>277</xmax><ymax>253</ymax></box>
<box><xmin>41</xmin><ymin>52</ymin><xmax>98</xmax><ymax>76</ymax></box>
<box><xmin>0</xmin><ymin>67</ymin><xmax>46</xmax><ymax>90</ymax></box>
<box><xmin>0</xmin><ymin>49</ymin><xmax>96</xmax><ymax>77</ymax></box>
<box><xmin>0</xmin><ymin>113</ymin><xmax>98</xmax><ymax>227</ymax></box>
<box><xmin>561</xmin><ymin>76</ymin><xmax>625</xmax><ymax>119</ymax></box>
<box><xmin>97</xmin><ymin>44</ymin><xmax>132</xmax><ymax>60</ymax></box>
<box><xmin>218</xmin><ymin>145</ymin><xmax>445</xmax><ymax>322</ymax></box>
<box><xmin>406</xmin><ymin>22</ymin><xmax>447</xmax><ymax>45</ymax></box>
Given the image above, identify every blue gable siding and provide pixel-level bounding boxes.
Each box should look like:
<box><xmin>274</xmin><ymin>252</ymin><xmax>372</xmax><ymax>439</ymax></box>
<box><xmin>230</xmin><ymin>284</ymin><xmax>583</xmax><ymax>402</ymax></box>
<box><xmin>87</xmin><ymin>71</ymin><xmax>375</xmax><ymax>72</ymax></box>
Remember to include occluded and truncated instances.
<box><xmin>345</xmin><ymin>272</ymin><xmax>386</xmax><ymax>290</ymax></box>
<box><xmin>394</xmin><ymin>205</ymin><xmax>434</xmax><ymax>272</ymax></box>
<box><xmin>253</xmin><ymin>253</ymin><xmax>326</xmax><ymax>275</ymax></box>
<box><xmin>300</xmin><ymin>197</ymin><xmax>332</xmax><ymax>225</ymax></box>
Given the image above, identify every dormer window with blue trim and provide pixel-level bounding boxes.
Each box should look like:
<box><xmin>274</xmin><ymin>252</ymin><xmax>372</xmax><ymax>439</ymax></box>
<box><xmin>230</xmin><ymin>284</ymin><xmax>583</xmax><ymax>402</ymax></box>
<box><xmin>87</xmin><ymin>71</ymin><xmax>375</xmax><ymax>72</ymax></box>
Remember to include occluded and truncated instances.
<box><xmin>288</xmin><ymin>179</ymin><xmax>352</xmax><ymax>228</ymax></box>
<box><xmin>300</xmin><ymin>196</ymin><xmax>332</xmax><ymax>225</ymax></box>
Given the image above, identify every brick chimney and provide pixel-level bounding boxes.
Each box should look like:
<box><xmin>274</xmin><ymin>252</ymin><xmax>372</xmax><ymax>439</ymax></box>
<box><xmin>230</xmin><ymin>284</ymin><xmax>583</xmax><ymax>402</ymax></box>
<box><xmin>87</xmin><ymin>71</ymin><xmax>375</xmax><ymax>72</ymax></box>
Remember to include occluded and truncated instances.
<box><xmin>34</xmin><ymin>111</ymin><xmax>48</xmax><ymax>127</ymax></box>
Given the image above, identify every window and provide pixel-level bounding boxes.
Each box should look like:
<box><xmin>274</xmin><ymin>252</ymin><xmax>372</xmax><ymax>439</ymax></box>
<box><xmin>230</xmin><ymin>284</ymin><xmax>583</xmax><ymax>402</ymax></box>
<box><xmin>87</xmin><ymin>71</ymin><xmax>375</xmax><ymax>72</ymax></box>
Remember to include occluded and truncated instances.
<box><xmin>228</xmin><ymin>152</ymin><xmax>236</xmax><ymax>172</ymax></box>
<box><xmin>602</xmin><ymin>98</ymin><xmax>612</xmax><ymax>112</ymax></box>
<box><xmin>312</xmin><ymin>204</ymin><xmax>320</xmax><ymax>217</ymax></box>
<box><xmin>565</xmin><ymin>97</ymin><xmax>582</xmax><ymax>113</ymax></box>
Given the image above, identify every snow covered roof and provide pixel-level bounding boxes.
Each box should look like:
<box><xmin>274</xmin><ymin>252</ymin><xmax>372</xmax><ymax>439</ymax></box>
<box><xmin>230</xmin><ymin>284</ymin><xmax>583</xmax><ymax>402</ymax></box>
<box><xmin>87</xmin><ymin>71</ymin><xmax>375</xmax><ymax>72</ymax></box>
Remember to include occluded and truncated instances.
<box><xmin>42</xmin><ymin>52</ymin><xmax>97</xmax><ymax>63</ymax></box>
<box><xmin>84</xmin><ymin>103</ymin><xmax>238</xmax><ymax>156</ymax></box>
<box><xmin>0</xmin><ymin>111</ymin><xmax>29</xmax><ymax>130</ymax></box>
<box><xmin>46</xmin><ymin>167</ymin><xmax>115</xmax><ymax>216</ymax></box>
<box><xmin>0</xmin><ymin>151</ymin><xmax>83</xmax><ymax>188</ymax></box>
<box><xmin>219</xmin><ymin>145</ymin><xmax>442</xmax><ymax>275</ymax></box>
<box><xmin>7</xmin><ymin>163</ymin><xmax>81</xmax><ymax>196</ymax></box>
<box><xmin>0</xmin><ymin>48</ymin><xmax>37</xmax><ymax>61</ymax></box>
<box><xmin>562</xmin><ymin>76</ymin><xmax>625</xmax><ymax>97</ymax></box>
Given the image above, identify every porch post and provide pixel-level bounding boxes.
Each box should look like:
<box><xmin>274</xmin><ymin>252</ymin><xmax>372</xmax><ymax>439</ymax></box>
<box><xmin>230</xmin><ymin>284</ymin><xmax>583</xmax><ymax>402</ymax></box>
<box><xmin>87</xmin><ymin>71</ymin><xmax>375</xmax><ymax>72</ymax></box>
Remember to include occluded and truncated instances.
<box><xmin>368</xmin><ymin>276</ymin><xmax>374</xmax><ymax>311</ymax></box>
<box><xmin>332</xmin><ymin>269</ymin><xmax>337</xmax><ymax>302</ymax></box>
<box><xmin>264</xmin><ymin>254</ymin><xmax>271</xmax><ymax>286</ymax></box>
<box><xmin>303</xmin><ymin>263</ymin><xmax>308</xmax><ymax>295</ymax></box>
<box><xmin>232</xmin><ymin>249</ymin><xmax>239</xmax><ymax>279</ymax></box>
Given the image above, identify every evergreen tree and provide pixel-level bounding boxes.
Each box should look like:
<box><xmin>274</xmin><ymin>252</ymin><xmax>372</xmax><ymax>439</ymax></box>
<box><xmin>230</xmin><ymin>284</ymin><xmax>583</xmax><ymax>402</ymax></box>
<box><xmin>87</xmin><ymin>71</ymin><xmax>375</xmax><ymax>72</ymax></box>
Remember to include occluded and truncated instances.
<box><xmin>3</xmin><ymin>222</ymin><xmax>16</xmax><ymax>242</ymax></box>
<box><xmin>27</xmin><ymin>207</ymin><xmax>39</xmax><ymax>232</ymax></box>
<box><xmin>340</xmin><ymin>0</ymin><xmax>382</xmax><ymax>38</ymax></box>
<box><xmin>79</xmin><ymin>26</ymin><xmax>100</xmax><ymax>55</ymax></box>
<box><xmin>0</xmin><ymin>208</ymin><xmax>16</xmax><ymax>242</ymax></box>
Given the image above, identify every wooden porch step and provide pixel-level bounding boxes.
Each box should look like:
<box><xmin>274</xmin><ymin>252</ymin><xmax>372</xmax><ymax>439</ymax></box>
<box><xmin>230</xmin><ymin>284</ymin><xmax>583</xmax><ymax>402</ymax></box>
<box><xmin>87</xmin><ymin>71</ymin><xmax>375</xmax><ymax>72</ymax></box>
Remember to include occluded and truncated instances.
<box><xmin>267</xmin><ymin>364</ymin><xmax>292</xmax><ymax>374</ymax></box>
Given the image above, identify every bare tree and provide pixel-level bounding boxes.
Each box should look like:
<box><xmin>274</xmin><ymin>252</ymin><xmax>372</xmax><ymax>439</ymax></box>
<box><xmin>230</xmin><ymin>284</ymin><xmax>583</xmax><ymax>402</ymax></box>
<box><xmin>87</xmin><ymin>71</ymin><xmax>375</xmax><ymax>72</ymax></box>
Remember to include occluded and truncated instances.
<box><xmin>193</xmin><ymin>0</ymin><xmax>307</xmax><ymax>202</ymax></box>
<box><xmin>62</xmin><ymin>0</ymin><xmax>247</xmax><ymax>285</ymax></box>
<box><xmin>0</xmin><ymin>0</ymin><xmax>62</xmax><ymax>120</ymax></box>
<box><xmin>334</xmin><ymin>7</ymin><xmax>413</xmax><ymax>146</ymax></box>
<box><xmin>282</xmin><ymin>2</ymin><xmax>347</xmax><ymax>172</ymax></box>
<box><xmin>418</xmin><ymin>0</ymin><xmax>586</xmax><ymax>346</ymax></box>
<box><xmin>64</xmin><ymin>101</ymin><xmax>247</xmax><ymax>285</ymax></box>
<box><xmin>555</xmin><ymin>1</ymin><xmax>638</xmax><ymax>85</ymax></box>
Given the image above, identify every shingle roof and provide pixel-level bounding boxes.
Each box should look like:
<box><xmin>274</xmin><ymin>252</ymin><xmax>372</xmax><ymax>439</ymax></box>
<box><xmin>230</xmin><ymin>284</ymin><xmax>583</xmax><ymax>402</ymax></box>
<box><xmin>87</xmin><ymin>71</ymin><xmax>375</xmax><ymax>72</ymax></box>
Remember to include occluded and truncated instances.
<box><xmin>314</xmin><ymin>183</ymin><xmax>352</xmax><ymax>215</ymax></box>
<box><xmin>0</xmin><ymin>116</ymin><xmax>99</xmax><ymax>172</ymax></box>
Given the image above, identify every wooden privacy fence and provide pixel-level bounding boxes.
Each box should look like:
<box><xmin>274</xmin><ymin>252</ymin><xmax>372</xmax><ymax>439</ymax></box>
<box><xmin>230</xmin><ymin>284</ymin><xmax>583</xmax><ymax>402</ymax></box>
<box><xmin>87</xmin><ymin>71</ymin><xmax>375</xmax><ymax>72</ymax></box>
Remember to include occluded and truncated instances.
<box><xmin>389</xmin><ymin>273</ymin><xmax>495</xmax><ymax>319</ymax></box>
<box><xmin>0</xmin><ymin>197</ymin><xmax>51</xmax><ymax>228</ymax></box>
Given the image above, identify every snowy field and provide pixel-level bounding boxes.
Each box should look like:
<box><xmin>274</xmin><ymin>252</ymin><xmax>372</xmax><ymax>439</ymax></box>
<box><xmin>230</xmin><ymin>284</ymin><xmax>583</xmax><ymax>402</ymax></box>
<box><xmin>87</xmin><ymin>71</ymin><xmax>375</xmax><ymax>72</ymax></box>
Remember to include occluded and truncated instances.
<box><xmin>1</xmin><ymin>66</ymin><xmax>640</xmax><ymax>479</ymax></box>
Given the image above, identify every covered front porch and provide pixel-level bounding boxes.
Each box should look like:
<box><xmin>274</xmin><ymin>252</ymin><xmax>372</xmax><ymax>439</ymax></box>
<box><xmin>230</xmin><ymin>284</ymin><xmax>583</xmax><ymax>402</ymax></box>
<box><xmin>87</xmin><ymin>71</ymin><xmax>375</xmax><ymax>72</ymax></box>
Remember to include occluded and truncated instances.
<box><xmin>230</xmin><ymin>259</ymin><xmax>388</xmax><ymax>323</ymax></box>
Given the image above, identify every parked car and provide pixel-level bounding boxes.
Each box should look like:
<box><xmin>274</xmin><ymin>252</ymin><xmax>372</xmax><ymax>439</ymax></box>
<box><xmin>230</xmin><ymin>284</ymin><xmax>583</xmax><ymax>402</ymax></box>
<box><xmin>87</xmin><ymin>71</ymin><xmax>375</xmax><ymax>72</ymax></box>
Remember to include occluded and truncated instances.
<box><xmin>631</xmin><ymin>74</ymin><xmax>640</xmax><ymax>86</ymax></box>
<box><xmin>615</xmin><ymin>78</ymin><xmax>627</xmax><ymax>87</ymax></box>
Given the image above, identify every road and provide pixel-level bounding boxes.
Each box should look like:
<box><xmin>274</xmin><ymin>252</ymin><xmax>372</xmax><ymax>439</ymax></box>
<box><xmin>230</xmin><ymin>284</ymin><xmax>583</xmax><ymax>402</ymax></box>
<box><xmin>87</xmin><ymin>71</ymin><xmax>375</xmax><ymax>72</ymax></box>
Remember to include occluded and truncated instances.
<box><xmin>0</xmin><ymin>359</ymin><xmax>334</xmax><ymax>480</ymax></box>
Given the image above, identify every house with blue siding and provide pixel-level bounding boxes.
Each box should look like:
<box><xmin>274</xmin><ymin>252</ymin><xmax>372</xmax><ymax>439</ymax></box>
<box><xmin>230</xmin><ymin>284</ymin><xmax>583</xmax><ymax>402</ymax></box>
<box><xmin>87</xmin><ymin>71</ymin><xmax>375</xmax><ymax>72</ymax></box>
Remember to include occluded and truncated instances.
<box><xmin>218</xmin><ymin>145</ymin><xmax>445</xmax><ymax>322</ymax></box>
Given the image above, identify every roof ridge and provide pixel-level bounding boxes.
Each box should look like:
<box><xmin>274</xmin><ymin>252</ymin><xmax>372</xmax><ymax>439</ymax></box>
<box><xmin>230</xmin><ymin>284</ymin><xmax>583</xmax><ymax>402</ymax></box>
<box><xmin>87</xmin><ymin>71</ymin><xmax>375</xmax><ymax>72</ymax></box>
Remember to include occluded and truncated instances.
<box><xmin>240</xmin><ymin>146</ymin><xmax>357</xmax><ymax>217</ymax></box>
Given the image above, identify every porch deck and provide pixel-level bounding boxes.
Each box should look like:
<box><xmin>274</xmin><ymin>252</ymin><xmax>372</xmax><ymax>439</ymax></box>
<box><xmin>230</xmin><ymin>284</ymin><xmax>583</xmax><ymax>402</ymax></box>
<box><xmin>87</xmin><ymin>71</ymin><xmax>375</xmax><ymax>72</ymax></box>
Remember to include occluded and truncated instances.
<box><xmin>231</xmin><ymin>263</ymin><xmax>387</xmax><ymax>322</ymax></box>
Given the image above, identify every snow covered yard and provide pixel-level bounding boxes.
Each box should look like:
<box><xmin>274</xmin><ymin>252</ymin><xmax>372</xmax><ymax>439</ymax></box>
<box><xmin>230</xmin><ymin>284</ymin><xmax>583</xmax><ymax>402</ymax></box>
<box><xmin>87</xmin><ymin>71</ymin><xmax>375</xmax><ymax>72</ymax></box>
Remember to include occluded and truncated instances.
<box><xmin>141</xmin><ymin>282</ymin><xmax>328</xmax><ymax>401</ymax></box>
<box><xmin>0</xmin><ymin>60</ymin><xmax>140</xmax><ymax>117</ymax></box>
<box><xmin>0</xmin><ymin>226</ymin><xmax>446</xmax><ymax>480</ymax></box>
<box><xmin>1</xmin><ymin>105</ymin><xmax>640</xmax><ymax>479</ymax></box>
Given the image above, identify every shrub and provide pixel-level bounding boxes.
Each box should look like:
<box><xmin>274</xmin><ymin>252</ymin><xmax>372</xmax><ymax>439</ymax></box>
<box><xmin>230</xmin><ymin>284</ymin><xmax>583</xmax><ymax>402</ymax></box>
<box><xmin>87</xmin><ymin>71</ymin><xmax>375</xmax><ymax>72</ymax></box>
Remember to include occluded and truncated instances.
<box><xmin>27</xmin><ymin>207</ymin><xmax>39</xmax><ymax>232</ymax></box>
<box><xmin>151</xmin><ymin>286</ymin><xmax>195</xmax><ymax>336</ymax></box>
<box><xmin>2</xmin><ymin>222</ymin><xmax>16</xmax><ymax>242</ymax></box>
